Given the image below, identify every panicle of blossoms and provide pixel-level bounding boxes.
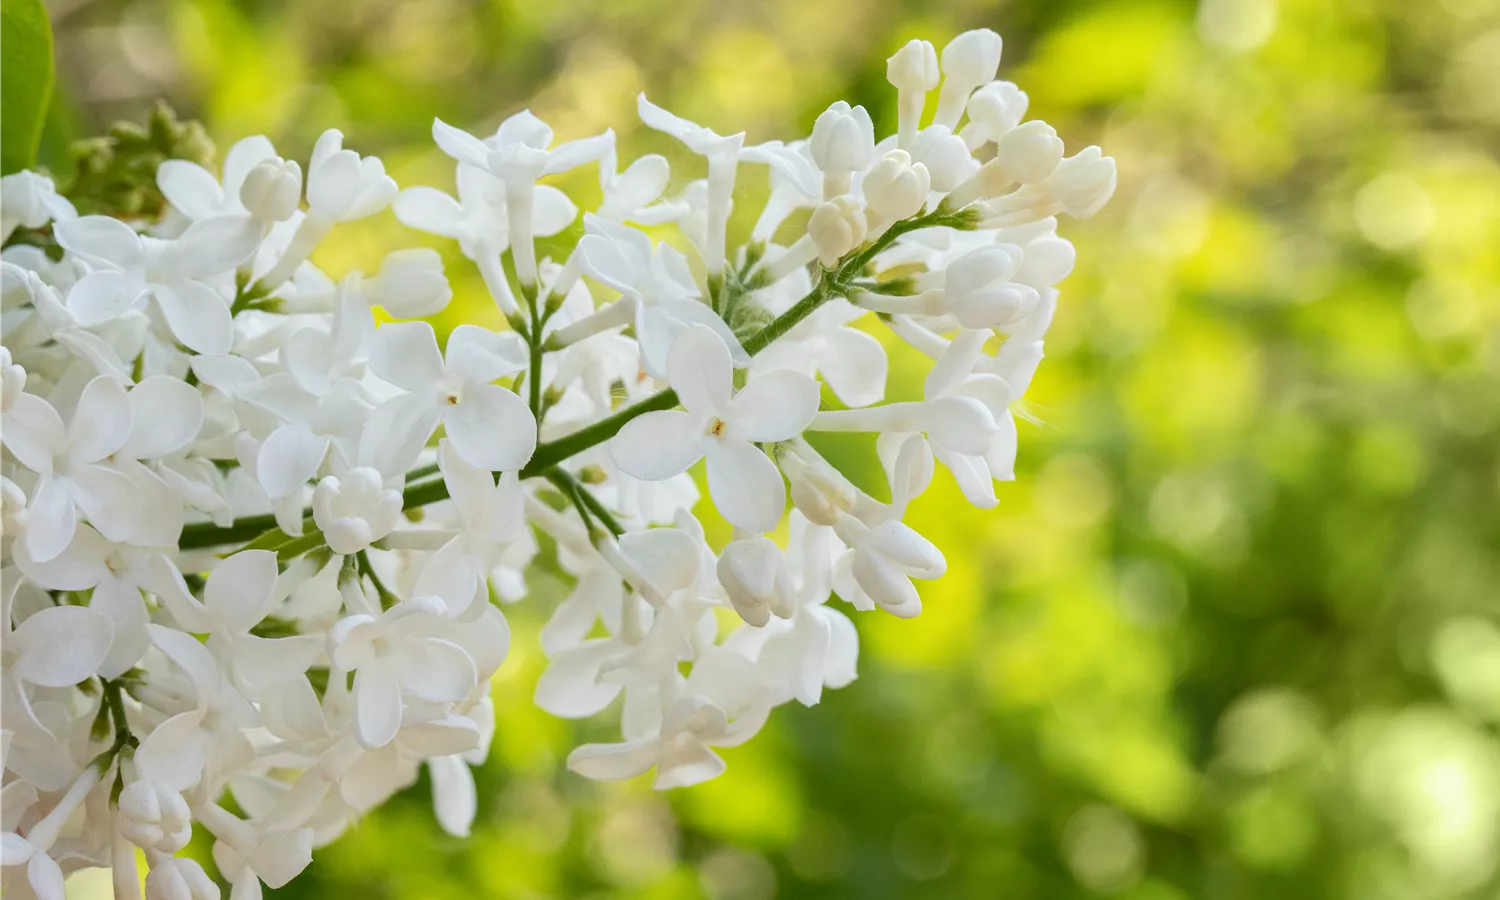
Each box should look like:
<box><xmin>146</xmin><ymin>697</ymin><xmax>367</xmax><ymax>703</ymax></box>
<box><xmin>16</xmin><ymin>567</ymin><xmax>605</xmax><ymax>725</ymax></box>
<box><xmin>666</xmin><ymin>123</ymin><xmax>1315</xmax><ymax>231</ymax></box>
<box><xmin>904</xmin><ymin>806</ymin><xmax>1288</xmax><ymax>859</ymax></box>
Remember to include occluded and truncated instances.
<box><xmin>0</xmin><ymin>28</ymin><xmax>1112</xmax><ymax>897</ymax></box>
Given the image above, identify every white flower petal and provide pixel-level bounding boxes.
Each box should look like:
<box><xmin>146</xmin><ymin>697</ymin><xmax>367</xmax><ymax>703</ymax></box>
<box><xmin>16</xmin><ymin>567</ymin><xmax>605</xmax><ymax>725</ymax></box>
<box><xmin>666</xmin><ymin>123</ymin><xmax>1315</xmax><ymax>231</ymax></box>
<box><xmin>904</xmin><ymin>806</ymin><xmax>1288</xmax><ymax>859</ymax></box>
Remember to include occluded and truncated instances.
<box><xmin>153</xmin><ymin>280</ymin><xmax>233</xmax><ymax>354</ymax></box>
<box><xmin>64</xmin><ymin>271</ymin><xmax>145</xmax><ymax>326</ymax></box>
<box><xmin>256</xmin><ymin>426</ymin><xmax>329</xmax><ymax>499</ymax></box>
<box><xmin>68</xmin><ymin>375</ymin><xmax>132</xmax><ymax>463</ymax></box>
<box><xmin>353</xmin><ymin>664</ymin><xmax>403</xmax><ymax>749</ymax></box>
<box><xmin>67</xmin><ymin>463</ymin><xmax>139</xmax><ymax>543</ymax></box>
<box><xmin>729</xmin><ymin>369</ymin><xmax>820</xmax><ymax>443</ymax></box>
<box><xmin>167</xmin><ymin>214</ymin><xmax>262</xmax><ymax>278</ymax></box>
<box><xmin>428</xmin><ymin>756</ymin><xmax>477</xmax><ymax>838</ymax></box>
<box><xmin>446</xmin><ymin>383</ymin><xmax>536</xmax><ymax>471</ymax></box>
<box><xmin>12</xmin><ymin>605</ymin><xmax>113</xmax><ymax>687</ymax></box>
<box><xmin>121</xmin><ymin>375</ymin><xmax>203</xmax><ymax>459</ymax></box>
<box><xmin>534</xmin><ymin>639</ymin><xmax>623</xmax><ymax>718</ymax></box>
<box><xmin>567</xmin><ymin>737</ymin><xmax>661</xmax><ymax>782</ymax></box>
<box><xmin>205</xmin><ymin>549</ymin><xmax>279</xmax><ymax>633</ymax></box>
<box><xmin>667</xmin><ymin>324</ymin><xmax>732</xmax><ymax>418</ymax></box>
<box><xmin>611</xmin><ymin>410</ymin><xmax>706</xmax><ymax>481</ymax></box>
<box><xmin>370</xmin><ymin>321</ymin><xmax>445</xmax><ymax>392</ymax></box>
<box><xmin>53</xmin><ymin>215</ymin><xmax>144</xmax><ymax>267</ymax></box>
<box><xmin>394</xmin><ymin>638</ymin><xmax>476</xmax><ymax>703</ymax></box>
<box><xmin>705</xmin><ymin>439</ymin><xmax>785</xmax><ymax>532</ymax></box>
<box><xmin>820</xmin><ymin>327</ymin><xmax>888</xmax><ymax>408</ymax></box>
<box><xmin>393</xmin><ymin>187</ymin><xmax>464</xmax><ymax>238</ymax></box>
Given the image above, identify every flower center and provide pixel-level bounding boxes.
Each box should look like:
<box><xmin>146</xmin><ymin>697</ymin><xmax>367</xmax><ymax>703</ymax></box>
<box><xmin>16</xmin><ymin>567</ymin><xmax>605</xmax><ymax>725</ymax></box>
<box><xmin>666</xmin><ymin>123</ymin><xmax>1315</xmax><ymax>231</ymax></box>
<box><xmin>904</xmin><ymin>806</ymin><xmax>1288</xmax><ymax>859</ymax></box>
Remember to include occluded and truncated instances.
<box><xmin>707</xmin><ymin>417</ymin><xmax>726</xmax><ymax>438</ymax></box>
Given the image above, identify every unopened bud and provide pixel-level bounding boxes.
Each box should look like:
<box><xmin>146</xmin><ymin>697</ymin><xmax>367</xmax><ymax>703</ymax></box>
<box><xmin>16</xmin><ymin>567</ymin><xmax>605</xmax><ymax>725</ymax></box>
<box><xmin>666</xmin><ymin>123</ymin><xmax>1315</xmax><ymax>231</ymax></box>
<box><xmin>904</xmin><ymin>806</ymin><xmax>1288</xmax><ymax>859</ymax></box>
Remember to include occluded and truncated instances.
<box><xmin>810</xmin><ymin>102</ymin><xmax>875</xmax><ymax>175</ymax></box>
<box><xmin>717</xmin><ymin>537</ymin><xmax>796</xmax><ymax>626</ymax></box>
<box><xmin>240</xmin><ymin>159</ymin><xmax>302</xmax><ymax>222</ymax></box>
<box><xmin>118</xmin><ymin>779</ymin><xmax>193</xmax><ymax>852</ymax></box>
<box><xmin>366</xmin><ymin>248</ymin><xmax>452</xmax><ymax>318</ymax></box>
<box><xmin>862</xmin><ymin>150</ymin><xmax>931</xmax><ymax>223</ymax></box>
<box><xmin>995</xmin><ymin>121</ymin><xmax>1064</xmax><ymax>185</ymax></box>
<box><xmin>909</xmin><ymin>126</ymin><xmax>973</xmax><ymax>193</ymax></box>
<box><xmin>963</xmin><ymin>81</ymin><xmax>1028</xmax><ymax>145</ymax></box>
<box><xmin>887</xmin><ymin>40</ymin><xmax>941</xmax><ymax>93</ymax></box>
<box><xmin>941</xmin><ymin>30</ymin><xmax>1003</xmax><ymax>88</ymax></box>
<box><xmin>944</xmin><ymin>244</ymin><xmax>1036</xmax><ymax>329</ymax></box>
<box><xmin>1050</xmin><ymin>146</ymin><xmax>1117</xmax><ymax>218</ymax></box>
<box><xmin>808</xmin><ymin>196</ymin><xmax>868</xmax><ymax>266</ymax></box>
<box><xmin>145</xmin><ymin>856</ymin><xmax>219</xmax><ymax>900</ymax></box>
<box><xmin>790</xmin><ymin>465</ymin><xmax>855</xmax><ymax>526</ymax></box>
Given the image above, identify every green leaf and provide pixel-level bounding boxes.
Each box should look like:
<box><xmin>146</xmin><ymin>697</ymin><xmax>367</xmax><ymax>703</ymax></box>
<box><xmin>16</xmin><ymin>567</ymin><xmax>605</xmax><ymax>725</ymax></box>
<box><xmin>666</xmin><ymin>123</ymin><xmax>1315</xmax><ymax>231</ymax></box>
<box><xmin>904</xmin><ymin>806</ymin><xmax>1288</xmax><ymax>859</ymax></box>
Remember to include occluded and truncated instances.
<box><xmin>1</xmin><ymin>0</ymin><xmax>54</xmax><ymax>175</ymax></box>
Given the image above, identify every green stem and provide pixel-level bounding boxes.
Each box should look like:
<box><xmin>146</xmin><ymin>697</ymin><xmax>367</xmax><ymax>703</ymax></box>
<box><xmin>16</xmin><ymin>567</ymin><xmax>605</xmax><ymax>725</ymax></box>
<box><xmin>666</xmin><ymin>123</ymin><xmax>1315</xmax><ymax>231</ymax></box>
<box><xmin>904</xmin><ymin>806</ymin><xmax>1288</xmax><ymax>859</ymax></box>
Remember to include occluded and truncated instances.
<box><xmin>544</xmin><ymin>467</ymin><xmax>624</xmax><ymax>537</ymax></box>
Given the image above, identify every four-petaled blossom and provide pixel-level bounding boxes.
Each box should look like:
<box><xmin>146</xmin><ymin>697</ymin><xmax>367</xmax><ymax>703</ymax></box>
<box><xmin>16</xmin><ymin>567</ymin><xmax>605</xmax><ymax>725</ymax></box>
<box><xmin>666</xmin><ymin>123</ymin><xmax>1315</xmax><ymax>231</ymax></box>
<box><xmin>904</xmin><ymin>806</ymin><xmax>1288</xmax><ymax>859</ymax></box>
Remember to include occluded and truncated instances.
<box><xmin>612</xmin><ymin>326</ymin><xmax>820</xmax><ymax>532</ymax></box>
<box><xmin>329</xmin><ymin>597</ymin><xmax>479</xmax><ymax>749</ymax></box>
<box><xmin>366</xmin><ymin>321</ymin><xmax>536</xmax><ymax>474</ymax></box>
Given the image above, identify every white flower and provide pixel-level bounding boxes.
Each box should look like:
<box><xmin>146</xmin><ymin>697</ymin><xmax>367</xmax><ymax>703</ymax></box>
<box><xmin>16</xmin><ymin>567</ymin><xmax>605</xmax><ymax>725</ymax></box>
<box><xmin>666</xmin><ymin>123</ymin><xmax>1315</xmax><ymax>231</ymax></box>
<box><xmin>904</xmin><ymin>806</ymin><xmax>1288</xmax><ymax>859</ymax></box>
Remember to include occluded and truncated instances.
<box><xmin>980</xmin><ymin>145</ymin><xmax>1117</xmax><ymax>226</ymax></box>
<box><xmin>329</xmin><ymin>597</ymin><xmax>478</xmax><ymax>749</ymax></box>
<box><xmin>365</xmin><ymin>321</ymin><xmax>535</xmax><ymax>474</ymax></box>
<box><xmin>117</xmin><ymin>779</ymin><xmax>193</xmax><ymax>852</ymax></box>
<box><xmin>239</xmin><ymin>158</ymin><xmax>304</xmax><ymax>223</ymax></box>
<box><xmin>431</xmin><ymin>110</ymin><xmax>612</xmax><ymax>288</ymax></box>
<box><xmin>0</xmin><ymin>170</ymin><xmax>76</xmax><ymax>243</ymax></box>
<box><xmin>157</xmin><ymin>134</ymin><xmax>283</xmax><ymax>221</ymax></box>
<box><xmin>1</xmin><ymin>377</ymin><xmax>139</xmax><ymax>561</ymax></box>
<box><xmin>313</xmin><ymin>468</ymin><xmax>402</xmax><ymax>555</ymax></box>
<box><xmin>1</xmin><ymin>604</ymin><xmax>113</xmax><ymax>747</ymax></box>
<box><xmin>962</xmin><ymin>80</ymin><xmax>1029</xmax><ymax>149</ymax></box>
<box><xmin>55</xmin><ymin>214</ymin><xmax>260</xmax><ymax>353</ymax></box>
<box><xmin>934</xmin><ymin>29</ymin><xmax>1003</xmax><ymax>129</ymax></box>
<box><xmin>612</xmin><ymin>326</ymin><xmax>820</xmax><ymax>532</ymax></box>
<box><xmin>363</xmin><ymin>247</ymin><xmax>452</xmax><ymax>319</ymax></box>
<box><xmin>566</xmin><ymin>648</ymin><xmax>770</xmax><ymax>789</ymax></box>
<box><xmin>152</xmin><ymin>549</ymin><xmax>319</xmax><ymax>690</ymax></box>
<box><xmin>409</xmin><ymin>440</ymin><xmax>526</xmax><ymax>618</ymax></box>
<box><xmin>1</xmin><ymin>346</ymin><xmax>25</xmax><ymax>411</ymax></box>
<box><xmin>887</xmin><ymin>39</ymin><xmax>941</xmax><ymax>148</ymax></box>
<box><xmin>636</xmin><ymin>94</ymin><xmax>745</xmax><ymax>277</ymax></box>
<box><xmin>810</xmin><ymin>101</ymin><xmax>875</xmax><ymax>197</ymax></box>
<box><xmin>258</xmin><ymin>129</ymin><xmax>398</xmax><ymax>288</ymax></box>
<box><xmin>862</xmin><ymin>149</ymin><xmax>931</xmax><ymax>225</ymax></box>
<box><xmin>717</xmin><ymin>535</ymin><xmax>796</xmax><ymax>627</ymax></box>
<box><xmin>143</xmin><ymin>855</ymin><xmax>218</xmax><ymax>900</ymax></box>
<box><xmin>807</xmin><ymin>196</ymin><xmax>869</xmax><ymax>267</ymax></box>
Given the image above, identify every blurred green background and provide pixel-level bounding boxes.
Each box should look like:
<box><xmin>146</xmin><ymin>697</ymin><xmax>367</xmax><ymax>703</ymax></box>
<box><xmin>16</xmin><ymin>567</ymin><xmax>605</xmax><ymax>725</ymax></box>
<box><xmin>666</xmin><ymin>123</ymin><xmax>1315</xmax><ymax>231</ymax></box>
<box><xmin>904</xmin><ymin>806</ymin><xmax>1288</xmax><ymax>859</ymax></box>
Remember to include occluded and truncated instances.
<box><xmin>37</xmin><ymin>0</ymin><xmax>1500</xmax><ymax>897</ymax></box>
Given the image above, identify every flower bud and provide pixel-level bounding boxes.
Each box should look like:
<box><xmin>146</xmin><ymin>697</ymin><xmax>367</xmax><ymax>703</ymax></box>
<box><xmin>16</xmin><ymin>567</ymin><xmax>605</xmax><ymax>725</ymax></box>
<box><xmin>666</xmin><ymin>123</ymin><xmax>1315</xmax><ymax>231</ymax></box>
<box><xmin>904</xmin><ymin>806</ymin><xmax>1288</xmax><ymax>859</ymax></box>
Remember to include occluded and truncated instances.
<box><xmin>941</xmin><ymin>29</ymin><xmax>1003</xmax><ymax>88</ymax></box>
<box><xmin>862</xmin><ymin>150</ymin><xmax>931</xmax><ymax>223</ymax></box>
<box><xmin>366</xmin><ymin>248</ymin><xmax>453</xmax><ymax>318</ymax></box>
<box><xmin>717</xmin><ymin>537</ymin><xmax>796</xmax><ymax>626</ymax></box>
<box><xmin>963</xmin><ymin>81</ymin><xmax>1028</xmax><ymax>143</ymax></box>
<box><xmin>995</xmin><ymin>121</ymin><xmax>1064</xmax><ymax>185</ymax></box>
<box><xmin>909</xmin><ymin>125</ymin><xmax>974</xmax><ymax>193</ymax></box>
<box><xmin>313</xmin><ymin>468</ymin><xmax>402</xmax><ymax>556</ymax></box>
<box><xmin>1051</xmin><ymin>147</ymin><xmax>1116</xmax><ymax>218</ymax></box>
<box><xmin>1</xmin><ymin>346</ymin><xmax>25</xmax><ymax>413</ymax></box>
<box><xmin>944</xmin><ymin>244</ymin><xmax>1037</xmax><ymax>329</ymax></box>
<box><xmin>790</xmin><ymin>465</ymin><xmax>856</xmax><ymax>526</ymax></box>
<box><xmin>118</xmin><ymin>779</ymin><xmax>193</xmax><ymax>852</ymax></box>
<box><xmin>810</xmin><ymin>102</ymin><xmax>875</xmax><ymax>175</ymax></box>
<box><xmin>240</xmin><ymin>159</ymin><xmax>303</xmax><ymax>222</ymax></box>
<box><xmin>145</xmin><ymin>856</ymin><xmax>219</xmax><ymax>900</ymax></box>
<box><xmin>808</xmin><ymin>196</ymin><xmax>868</xmax><ymax>266</ymax></box>
<box><xmin>886</xmin><ymin>40</ymin><xmax>941</xmax><ymax>92</ymax></box>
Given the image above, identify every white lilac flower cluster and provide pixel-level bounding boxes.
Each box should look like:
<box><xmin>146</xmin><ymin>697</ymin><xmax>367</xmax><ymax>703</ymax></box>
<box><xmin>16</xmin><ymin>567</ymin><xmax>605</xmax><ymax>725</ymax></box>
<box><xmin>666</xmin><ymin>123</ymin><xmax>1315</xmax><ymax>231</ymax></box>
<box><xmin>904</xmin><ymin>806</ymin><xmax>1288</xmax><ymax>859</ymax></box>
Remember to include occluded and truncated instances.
<box><xmin>0</xmin><ymin>30</ymin><xmax>1113</xmax><ymax>899</ymax></box>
